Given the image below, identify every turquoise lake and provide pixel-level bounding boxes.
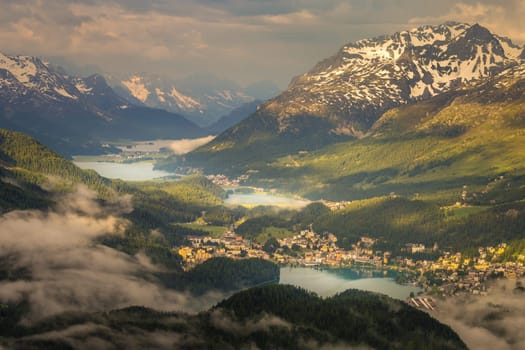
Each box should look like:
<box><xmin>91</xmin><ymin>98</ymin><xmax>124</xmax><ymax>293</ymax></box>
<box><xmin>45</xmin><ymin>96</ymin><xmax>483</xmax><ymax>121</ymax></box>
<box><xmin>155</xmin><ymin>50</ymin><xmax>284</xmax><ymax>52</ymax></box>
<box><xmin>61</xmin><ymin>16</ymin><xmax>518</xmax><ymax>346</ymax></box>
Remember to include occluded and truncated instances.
<box><xmin>279</xmin><ymin>267</ymin><xmax>422</xmax><ymax>299</ymax></box>
<box><xmin>74</xmin><ymin>161</ymin><xmax>174</xmax><ymax>181</ymax></box>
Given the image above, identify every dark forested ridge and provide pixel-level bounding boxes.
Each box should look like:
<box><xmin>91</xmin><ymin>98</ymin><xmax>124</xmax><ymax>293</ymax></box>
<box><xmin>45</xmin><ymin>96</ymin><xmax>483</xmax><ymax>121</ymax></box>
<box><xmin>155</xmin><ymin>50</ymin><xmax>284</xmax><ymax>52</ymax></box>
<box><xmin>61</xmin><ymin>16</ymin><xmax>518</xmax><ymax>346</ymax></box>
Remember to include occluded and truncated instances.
<box><xmin>0</xmin><ymin>128</ymin><xmax>113</xmax><ymax>192</ymax></box>
<box><xmin>0</xmin><ymin>285</ymin><xmax>467</xmax><ymax>350</ymax></box>
<box><xmin>160</xmin><ymin>257</ymin><xmax>279</xmax><ymax>294</ymax></box>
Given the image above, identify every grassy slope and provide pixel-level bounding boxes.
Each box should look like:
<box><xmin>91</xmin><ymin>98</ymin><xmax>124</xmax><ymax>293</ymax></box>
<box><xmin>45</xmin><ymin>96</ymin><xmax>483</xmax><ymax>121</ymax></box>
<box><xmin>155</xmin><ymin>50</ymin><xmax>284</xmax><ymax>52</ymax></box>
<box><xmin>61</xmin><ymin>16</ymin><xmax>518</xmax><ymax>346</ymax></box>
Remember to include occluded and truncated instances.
<box><xmin>256</xmin><ymin>72</ymin><xmax>525</xmax><ymax>203</ymax></box>
<box><xmin>225</xmin><ymin>68</ymin><xmax>525</xmax><ymax>250</ymax></box>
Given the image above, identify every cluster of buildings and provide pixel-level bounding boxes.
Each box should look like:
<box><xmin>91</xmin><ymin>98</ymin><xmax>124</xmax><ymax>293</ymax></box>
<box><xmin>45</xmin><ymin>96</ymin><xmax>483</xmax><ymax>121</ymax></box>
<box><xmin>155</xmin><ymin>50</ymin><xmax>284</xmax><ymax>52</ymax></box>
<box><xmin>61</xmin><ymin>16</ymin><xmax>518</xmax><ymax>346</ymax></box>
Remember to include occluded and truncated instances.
<box><xmin>176</xmin><ymin>225</ymin><xmax>524</xmax><ymax>298</ymax></box>
<box><xmin>273</xmin><ymin>230</ymin><xmax>384</xmax><ymax>267</ymax></box>
<box><xmin>406</xmin><ymin>297</ymin><xmax>436</xmax><ymax>310</ymax></box>
<box><xmin>176</xmin><ymin>227</ymin><xmax>386</xmax><ymax>269</ymax></box>
<box><xmin>206</xmin><ymin>173</ymin><xmax>251</xmax><ymax>187</ymax></box>
<box><xmin>97</xmin><ymin>149</ymin><xmax>157</xmax><ymax>162</ymax></box>
<box><xmin>399</xmin><ymin>244</ymin><xmax>525</xmax><ymax>296</ymax></box>
<box><xmin>318</xmin><ymin>200</ymin><xmax>352</xmax><ymax>211</ymax></box>
<box><xmin>177</xmin><ymin>230</ymin><xmax>269</xmax><ymax>268</ymax></box>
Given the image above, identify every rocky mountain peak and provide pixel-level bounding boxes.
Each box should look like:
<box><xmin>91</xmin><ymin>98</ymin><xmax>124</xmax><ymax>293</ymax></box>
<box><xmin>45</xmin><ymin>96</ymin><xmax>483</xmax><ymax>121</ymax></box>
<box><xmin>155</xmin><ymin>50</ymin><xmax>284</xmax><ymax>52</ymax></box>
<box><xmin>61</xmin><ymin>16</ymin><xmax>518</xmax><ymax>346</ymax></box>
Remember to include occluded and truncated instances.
<box><xmin>446</xmin><ymin>23</ymin><xmax>505</xmax><ymax>60</ymax></box>
<box><xmin>0</xmin><ymin>53</ymin><xmax>80</xmax><ymax>102</ymax></box>
<box><xmin>464</xmin><ymin>23</ymin><xmax>495</xmax><ymax>42</ymax></box>
<box><xmin>257</xmin><ymin>22</ymin><xmax>522</xmax><ymax>137</ymax></box>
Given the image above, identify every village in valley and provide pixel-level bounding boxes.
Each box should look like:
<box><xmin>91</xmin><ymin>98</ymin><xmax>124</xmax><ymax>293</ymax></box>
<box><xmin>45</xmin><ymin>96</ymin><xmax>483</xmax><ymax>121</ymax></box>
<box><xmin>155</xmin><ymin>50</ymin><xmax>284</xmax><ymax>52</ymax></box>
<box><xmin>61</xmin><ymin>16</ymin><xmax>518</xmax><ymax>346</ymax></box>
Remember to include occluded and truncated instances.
<box><xmin>176</xmin><ymin>224</ymin><xmax>525</xmax><ymax>305</ymax></box>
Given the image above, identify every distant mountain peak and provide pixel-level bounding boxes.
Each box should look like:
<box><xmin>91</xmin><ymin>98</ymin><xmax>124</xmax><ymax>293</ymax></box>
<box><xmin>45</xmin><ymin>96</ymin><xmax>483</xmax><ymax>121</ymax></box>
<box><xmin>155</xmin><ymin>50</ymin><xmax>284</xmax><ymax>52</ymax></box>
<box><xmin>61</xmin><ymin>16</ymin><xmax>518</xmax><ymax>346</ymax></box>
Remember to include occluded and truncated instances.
<box><xmin>0</xmin><ymin>53</ymin><xmax>81</xmax><ymax>101</ymax></box>
<box><xmin>105</xmin><ymin>72</ymin><xmax>280</xmax><ymax>127</ymax></box>
<box><xmin>464</xmin><ymin>23</ymin><xmax>492</xmax><ymax>38</ymax></box>
<box><xmin>447</xmin><ymin>23</ymin><xmax>505</xmax><ymax>61</ymax></box>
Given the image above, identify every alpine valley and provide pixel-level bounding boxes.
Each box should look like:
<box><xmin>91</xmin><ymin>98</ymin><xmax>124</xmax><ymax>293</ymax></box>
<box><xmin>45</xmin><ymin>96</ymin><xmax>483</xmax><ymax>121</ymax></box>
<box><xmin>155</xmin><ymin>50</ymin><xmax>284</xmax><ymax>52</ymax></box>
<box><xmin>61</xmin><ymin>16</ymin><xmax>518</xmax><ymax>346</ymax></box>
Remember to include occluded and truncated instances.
<box><xmin>0</xmin><ymin>127</ymin><xmax>465</xmax><ymax>350</ymax></box>
<box><xmin>1</xmin><ymin>20</ymin><xmax>525</xmax><ymax>350</ymax></box>
<box><xmin>160</xmin><ymin>22</ymin><xmax>525</xmax><ymax>256</ymax></box>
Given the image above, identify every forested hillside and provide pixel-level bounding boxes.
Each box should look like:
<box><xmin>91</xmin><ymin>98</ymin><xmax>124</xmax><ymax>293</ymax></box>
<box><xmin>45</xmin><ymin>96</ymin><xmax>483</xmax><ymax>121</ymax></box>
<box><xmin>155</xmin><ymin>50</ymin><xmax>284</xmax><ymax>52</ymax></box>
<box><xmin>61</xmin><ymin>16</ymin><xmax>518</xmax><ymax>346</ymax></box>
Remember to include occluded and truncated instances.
<box><xmin>0</xmin><ymin>285</ymin><xmax>467</xmax><ymax>350</ymax></box>
<box><xmin>0</xmin><ymin>128</ymin><xmax>278</xmax><ymax>293</ymax></box>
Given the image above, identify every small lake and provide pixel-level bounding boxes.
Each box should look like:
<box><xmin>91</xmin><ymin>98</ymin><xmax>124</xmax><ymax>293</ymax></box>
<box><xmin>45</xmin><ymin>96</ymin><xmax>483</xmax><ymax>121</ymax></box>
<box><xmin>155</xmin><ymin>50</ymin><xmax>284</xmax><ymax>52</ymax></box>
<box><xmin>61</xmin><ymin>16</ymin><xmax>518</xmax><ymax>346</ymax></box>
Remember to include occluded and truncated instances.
<box><xmin>74</xmin><ymin>161</ymin><xmax>175</xmax><ymax>181</ymax></box>
<box><xmin>280</xmin><ymin>267</ymin><xmax>421</xmax><ymax>300</ymax></box>
<box><xmin>225</xmin><ymin>193</ymin><xmax>311</xmax><ymax>208</ymax></box>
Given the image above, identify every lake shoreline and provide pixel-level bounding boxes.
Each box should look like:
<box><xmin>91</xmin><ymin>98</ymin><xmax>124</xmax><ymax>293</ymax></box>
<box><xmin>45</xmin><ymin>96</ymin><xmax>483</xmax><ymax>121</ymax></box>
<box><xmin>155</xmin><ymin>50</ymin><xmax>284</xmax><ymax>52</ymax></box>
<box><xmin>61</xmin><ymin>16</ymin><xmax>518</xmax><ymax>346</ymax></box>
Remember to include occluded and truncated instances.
<box><xmin>279</xmin><ymin>266</ymin><xmax>422</xmax><ymax>300</ymax></box>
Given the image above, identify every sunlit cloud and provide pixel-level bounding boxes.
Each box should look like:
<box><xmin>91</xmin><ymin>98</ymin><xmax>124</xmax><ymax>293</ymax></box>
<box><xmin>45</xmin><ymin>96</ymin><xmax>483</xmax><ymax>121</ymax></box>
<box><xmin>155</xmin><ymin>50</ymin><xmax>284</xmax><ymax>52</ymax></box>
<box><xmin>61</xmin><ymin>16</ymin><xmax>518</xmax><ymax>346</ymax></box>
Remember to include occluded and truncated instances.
<box><xmin>169</xmin><ymin>135</ymin><xmax>215</xmax><ymax>154</ymax></box>
<box><xmin>260</xmin><ymin>10</ymin><xmax>317</xmax><ymax>25</ymax></box>
<box><xmin>431</xmin><ymin>279</ymin><xmax>525</xmax><ymax>350</ymax></box>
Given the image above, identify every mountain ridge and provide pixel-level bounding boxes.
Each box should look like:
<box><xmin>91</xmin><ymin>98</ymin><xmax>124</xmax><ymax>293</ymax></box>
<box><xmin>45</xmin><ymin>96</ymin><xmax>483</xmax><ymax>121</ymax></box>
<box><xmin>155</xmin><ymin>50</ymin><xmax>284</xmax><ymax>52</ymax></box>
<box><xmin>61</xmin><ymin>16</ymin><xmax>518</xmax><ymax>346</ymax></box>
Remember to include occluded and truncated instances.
<box><xmin>175</xmin><ymin>22</ymin><xmax>524</xmax><ymax>177</ymax></box>
<box><xmin>0</xmin><ymin>54</ymin><xmax>204</xmax><ymax>156</ymax></box>
<box><xmin>245</xmin><ymin>22</ymin><xmax>522</xmax><ymax>135</ymax></box>
<box><xmin>105</xmin><ymin>72</ymin><xmax>281</xmax><ymax>127</ymax></box>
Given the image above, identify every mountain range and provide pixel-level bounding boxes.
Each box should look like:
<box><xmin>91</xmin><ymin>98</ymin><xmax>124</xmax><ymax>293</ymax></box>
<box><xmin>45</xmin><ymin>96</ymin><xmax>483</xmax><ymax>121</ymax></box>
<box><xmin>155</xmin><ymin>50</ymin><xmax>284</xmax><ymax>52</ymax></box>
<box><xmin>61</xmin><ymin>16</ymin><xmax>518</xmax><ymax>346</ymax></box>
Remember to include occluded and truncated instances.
<box><xmin>105</xmin><ymin>72</ymin><xmax>280</xmax><ymax>127</ymax></box>
<box><xmin>1</xmin><ymin>21</ymin><xmax>524</xmax><ymax>203</ymax></box>
<box><xmin>174</xmin><ymin>22</ymin><xmax>525</xmax><ymax>200</ymax></box>
<box><xmin>0</xmin><ymin>53</ymin><xmax>207</xmax><ymax>155</ymax></box>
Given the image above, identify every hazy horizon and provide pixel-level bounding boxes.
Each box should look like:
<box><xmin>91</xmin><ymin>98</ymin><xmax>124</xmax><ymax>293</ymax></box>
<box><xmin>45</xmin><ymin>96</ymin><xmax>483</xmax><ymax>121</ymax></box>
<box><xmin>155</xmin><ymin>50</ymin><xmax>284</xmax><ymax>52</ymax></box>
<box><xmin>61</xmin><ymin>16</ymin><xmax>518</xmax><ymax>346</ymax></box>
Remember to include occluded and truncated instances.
<box><xmin>1</xmin><ymin>0</ymin><xmax>524</xmax><ymax>87</ymax></box>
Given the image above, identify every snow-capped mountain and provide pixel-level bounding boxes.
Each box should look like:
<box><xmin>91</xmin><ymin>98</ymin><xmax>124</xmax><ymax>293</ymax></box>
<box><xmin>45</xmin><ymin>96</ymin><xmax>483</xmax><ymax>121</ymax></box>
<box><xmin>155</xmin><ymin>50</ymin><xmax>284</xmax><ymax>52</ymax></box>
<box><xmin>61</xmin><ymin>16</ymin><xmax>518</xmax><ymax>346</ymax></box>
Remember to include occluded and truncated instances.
<box><xmin>105</xmin><ymin>73</ymin><xmax>280</xmax><ymax>126</ymax></box>
<box><xmin>181</xmin><ymin>23</ymin><xmax>525</xmax><ymax>174</ymax></box>
<box><xmin>0</xmin><ymin>53</ymin><xmax>203</xmax><ymax>155</ymax></box>
<box><xmin>0</xmin><ymin>53</ymin><xmax>84</xmax><ymax>103</ymax></box>
<box><xmin>260</xmin><ymin>22</ymin><xmax>523</xmax><ymax>136</ymax></box>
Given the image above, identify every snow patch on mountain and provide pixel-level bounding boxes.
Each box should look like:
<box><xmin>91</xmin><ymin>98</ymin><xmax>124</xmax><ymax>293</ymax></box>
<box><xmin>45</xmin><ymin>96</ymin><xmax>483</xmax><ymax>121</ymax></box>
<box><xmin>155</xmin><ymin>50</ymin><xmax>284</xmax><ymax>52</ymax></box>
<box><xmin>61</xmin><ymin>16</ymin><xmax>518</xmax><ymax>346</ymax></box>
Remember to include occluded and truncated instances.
<box><xmin>54</xmin><ymin>87</ymin><xmax>77</xmax><ymax>99</ymax></box>
<box><xmin>74</xmin><ymin>80</ymin><xmax>93</xmax><ymax>94</ymax></box>
<box><xmin>0</xmin><ymin>54</ymin><xmax>37</xmax><ymax>85</ymax></box>
<box><xmin>121</xmin><ymin>76</ymin><xmax>149</xmax><ymax>103</ymax></box>
<box><xmin>496</xmin><ymin>36</ymin><xmax>523</xmax><ymax>59</ymax></box>
<box><xmin>155</xmin><ymin>88</ymin><xmax>166</xmax><ymax>103</ymax></box>
<box><xmin>169</xmin><ymin>87</ymin><xmax>202</xmax><ymax>110</ymax></box>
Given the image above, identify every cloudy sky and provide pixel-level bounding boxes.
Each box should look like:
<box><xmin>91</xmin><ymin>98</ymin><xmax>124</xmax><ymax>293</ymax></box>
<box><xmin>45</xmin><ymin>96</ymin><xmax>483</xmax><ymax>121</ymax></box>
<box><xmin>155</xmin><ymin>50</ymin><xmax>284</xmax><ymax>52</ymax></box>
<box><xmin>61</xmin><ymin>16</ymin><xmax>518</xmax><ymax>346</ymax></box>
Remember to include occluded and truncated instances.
<box><xmin>1</xmin><ymin>0</ymin><xmax>524</xmax><ymax>87</ymax></box>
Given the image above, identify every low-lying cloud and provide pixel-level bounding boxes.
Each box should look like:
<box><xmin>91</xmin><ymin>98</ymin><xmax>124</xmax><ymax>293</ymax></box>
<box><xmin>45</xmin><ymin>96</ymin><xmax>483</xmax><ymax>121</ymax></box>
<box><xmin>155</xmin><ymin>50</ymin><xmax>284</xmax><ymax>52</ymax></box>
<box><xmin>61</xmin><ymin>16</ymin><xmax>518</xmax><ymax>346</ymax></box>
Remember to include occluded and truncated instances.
<box><xmin>431</xmin><ymin>279</ymin><xmax>525</xmax><ymax>350</ymax></box>
<box><xmin>209</xmin><ymin>309</ymin><xmax>291</xmax><ymax>337</ymax></box>
<box><xmin>169</xmin><ymin>135</ymin><xmax>215</xmax><ymax>155</ymax></box>
<box><xmin>0</xmin><ymin>186</ymin><xmax>222</xmax><ymax>323</ymax></box>
<box><xmin>19</xmin><ymin>322</ymin><xmax>190</xmax><ymax>350</ymax></box>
